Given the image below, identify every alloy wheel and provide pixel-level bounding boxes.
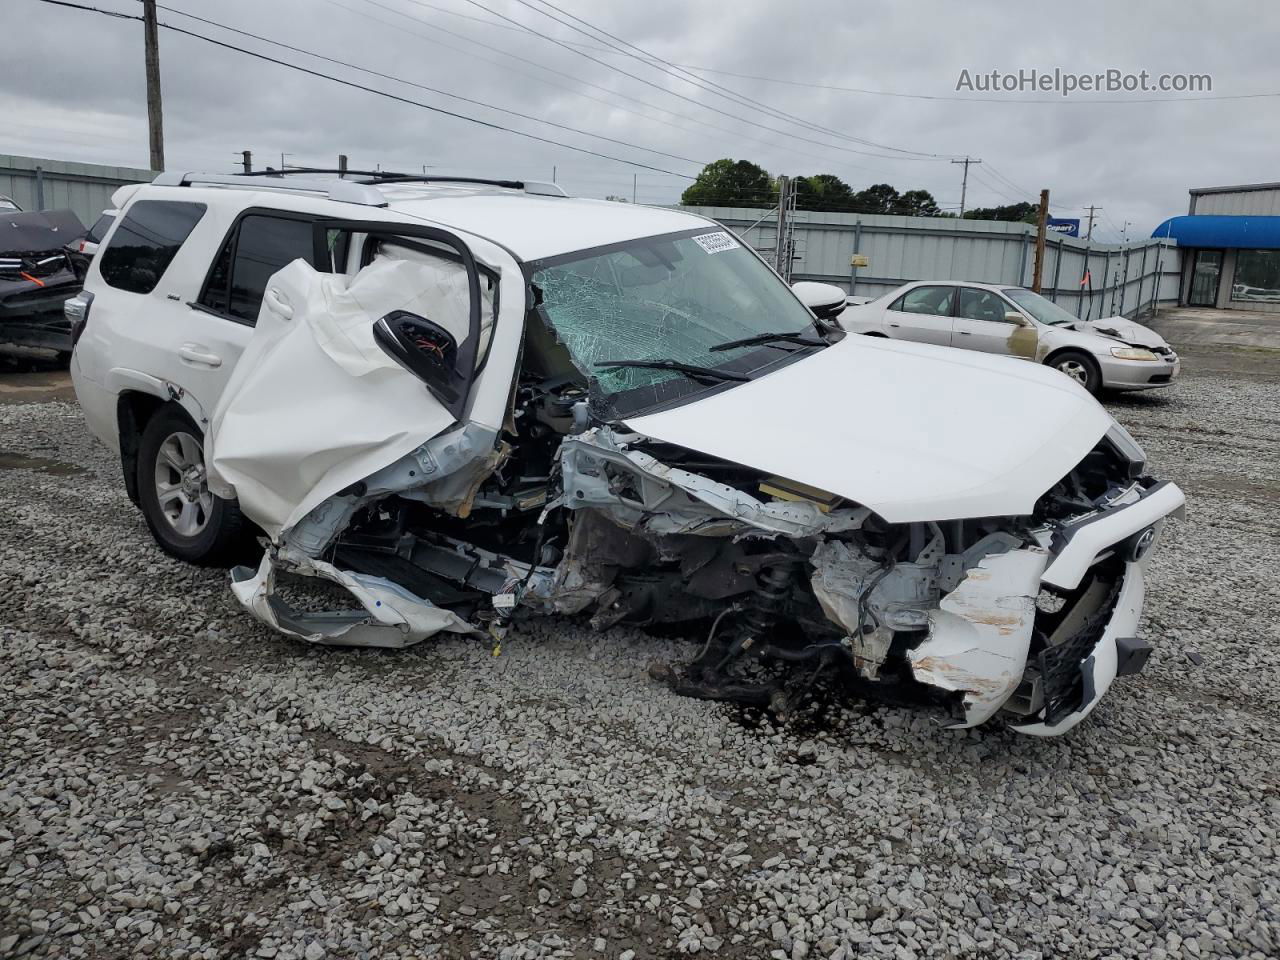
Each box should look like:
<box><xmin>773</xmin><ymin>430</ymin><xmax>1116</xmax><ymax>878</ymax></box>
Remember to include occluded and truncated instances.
<box><xmin>153</xmin><ymin>431</ymin><xmax>213</xmax><ymax>537</ymax></box>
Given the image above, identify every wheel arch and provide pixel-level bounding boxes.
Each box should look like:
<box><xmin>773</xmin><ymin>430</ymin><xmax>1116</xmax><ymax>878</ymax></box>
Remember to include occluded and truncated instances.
<box><xmin>117</xmin><ymin>391</ymin><xmax>197</xmax><ymax>506</ymax></box>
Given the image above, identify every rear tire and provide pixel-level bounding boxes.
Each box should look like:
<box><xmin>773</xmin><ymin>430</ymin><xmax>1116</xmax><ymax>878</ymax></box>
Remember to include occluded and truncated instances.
<box><xmin>136</xmin><ymin>406</ymin><xmax>252</xmax><ymax>566</ymax></box>
<box><xmin>1047</xmin><ymin>350</ymin><xmax>1101</xmax><ymax>395</ymax></box>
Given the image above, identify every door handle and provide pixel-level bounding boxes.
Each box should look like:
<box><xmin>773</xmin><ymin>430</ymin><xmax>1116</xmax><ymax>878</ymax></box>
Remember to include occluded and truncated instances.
<box><xmin>178</xmin><ymin>343</ymin><xmax>223</xmax><ymax>367</ymax></box>
<box><xmin>888</xmin><ymin>321</ymin><xmax>901</xmax><ymax>328</ymax></box>
<box><xmin>957</xmin><ymin>330</ymin><xmax>972</xmax><ymax>335</ymax></box>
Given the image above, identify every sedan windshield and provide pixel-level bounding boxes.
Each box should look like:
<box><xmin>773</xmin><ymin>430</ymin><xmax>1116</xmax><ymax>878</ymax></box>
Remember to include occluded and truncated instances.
<box><xmin>1003</xmin><ymin>287</ymin><xmax>1078</xmax><ymax>326</ymax></box>
<box><xmin>530</xmin><ymin>228</ymin><xmax>819</xmax><ymax>398</ymax></box>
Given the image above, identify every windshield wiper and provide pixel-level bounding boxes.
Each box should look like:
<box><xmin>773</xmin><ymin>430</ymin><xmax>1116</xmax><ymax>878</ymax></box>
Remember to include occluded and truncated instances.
<box><xmin>595</xmin><ymin>358</ymin><xmax>750</xmax><ymax>383</ymax></box>
<box><xmin>708</xmin><ymin>330</ymin><xmax>825</xmax><ymax>352</ymax></box>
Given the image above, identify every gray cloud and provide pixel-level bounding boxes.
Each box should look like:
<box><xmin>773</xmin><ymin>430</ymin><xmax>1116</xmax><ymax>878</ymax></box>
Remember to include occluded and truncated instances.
<box><xmin>6</xmin><ymin>0</ymin><xmax>1278</xmax><ymax>238</ymax></box>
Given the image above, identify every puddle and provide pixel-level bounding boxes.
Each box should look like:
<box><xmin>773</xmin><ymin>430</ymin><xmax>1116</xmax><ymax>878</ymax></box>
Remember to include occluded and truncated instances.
<box><xmin>0</xmin><ymin>451</ymin><xmax>86</xmax><ymax>476</ymax></box>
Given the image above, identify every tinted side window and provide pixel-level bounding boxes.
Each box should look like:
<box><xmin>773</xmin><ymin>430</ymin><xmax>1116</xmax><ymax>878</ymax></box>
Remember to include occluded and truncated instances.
<box><xmin>956</xmin><ymin>288</ymin><xmax>1012</xmax><ymax>322</ymax></box>
<box><xmin>99</xmin><ymin>200</ymin><xmax>206</xmax><ymax>294</ymax></box>
<box><xmin>85</xmin><ymin>213</ymin><xmax>116</xmax><ymax>244</ymax></box>
<box><xmin>899</xmin><ymin>285</ymin><xmax>955</xmax><ymax>316</ymax></box>
<box><xmin>199</xmin><ymin>215</ymin><xmax>316</xmax><ymax>323</ymax></box>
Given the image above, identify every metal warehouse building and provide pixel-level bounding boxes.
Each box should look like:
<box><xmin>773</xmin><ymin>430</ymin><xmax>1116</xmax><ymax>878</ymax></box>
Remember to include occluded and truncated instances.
<box><xmin>1154</xmin><ymin>182</ymin><xmax>1280</xmax><ymax>312</ymax></box>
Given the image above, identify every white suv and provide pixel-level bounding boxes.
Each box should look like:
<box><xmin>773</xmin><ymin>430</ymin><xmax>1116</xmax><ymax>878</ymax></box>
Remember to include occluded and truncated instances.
<box><xmin>70</xmin><ymin>170</ymin><xmax>1184</xmax><ymax>736</ymax></box>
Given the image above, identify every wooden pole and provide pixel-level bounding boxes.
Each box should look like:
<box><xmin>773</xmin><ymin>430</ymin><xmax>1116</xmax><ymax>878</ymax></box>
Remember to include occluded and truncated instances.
<box><xmin>142</xmin><ymin>0</ymin><xmax>165</xmax><ymax>171</ymax></box>
<box><xmin>1031</xmin><ymin>189</ymin><xmax>1050</xmax><ymax>293</ymax></box>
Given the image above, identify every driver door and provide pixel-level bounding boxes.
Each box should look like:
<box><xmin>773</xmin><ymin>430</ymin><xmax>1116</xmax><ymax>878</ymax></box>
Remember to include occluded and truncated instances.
<box><xmin>951</xmin><ymin>287</ymin><xmax>1038</xmax><ymax>359</ymax></box>
<box><xmin>884</xmin><ymin>284</ymin><xmax>956</xmax><ymax>346</ymax></box>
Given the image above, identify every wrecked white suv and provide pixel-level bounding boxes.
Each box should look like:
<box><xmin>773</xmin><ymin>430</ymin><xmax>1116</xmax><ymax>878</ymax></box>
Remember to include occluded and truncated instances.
<box><xmin>69</xmin><ymin>171</ymin><xmax>1185</xmax><ymax>736</ymax></box>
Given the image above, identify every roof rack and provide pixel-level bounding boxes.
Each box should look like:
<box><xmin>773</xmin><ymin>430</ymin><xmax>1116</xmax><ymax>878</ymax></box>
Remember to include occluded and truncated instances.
<box><xmin>150</xmin><ymin>169</ymin><xmax>567</xmax><ymax>205</ymax></box>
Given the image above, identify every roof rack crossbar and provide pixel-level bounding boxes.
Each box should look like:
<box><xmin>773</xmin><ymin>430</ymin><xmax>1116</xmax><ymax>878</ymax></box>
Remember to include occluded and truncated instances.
<box><xmin>149</xmin><ymin>170</ymin><xmax>566</xmax><ymax>202</ymax></box>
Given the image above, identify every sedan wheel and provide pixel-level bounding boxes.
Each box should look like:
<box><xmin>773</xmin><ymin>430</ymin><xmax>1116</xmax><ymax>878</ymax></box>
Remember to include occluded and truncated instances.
<box><xmin>1048</xmin><ymin>350</ymin><xmax>1101</xmax><ymax>395</ymax></box>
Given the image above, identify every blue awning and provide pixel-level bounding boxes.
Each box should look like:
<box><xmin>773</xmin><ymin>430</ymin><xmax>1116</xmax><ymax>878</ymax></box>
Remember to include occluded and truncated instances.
<box><xmin>1150</xmin><ymin>215</ymin><xmax>1280</xmax><ymax>249</ymax></box>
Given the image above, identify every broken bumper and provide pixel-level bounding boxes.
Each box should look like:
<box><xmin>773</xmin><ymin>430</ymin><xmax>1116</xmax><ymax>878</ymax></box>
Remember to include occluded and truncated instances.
<box><xmin>230</xmin><ymin>549</ymin><xmax>482</xmax><ymax>649</ymax></box>
<box><xmin>908</xmin><ymin>479</ymin><xmax>1183</xmax><ymax>734</ymax></box>
<box><xmin>1009</xmin><ymin>555</ymin><xmax>1147</xmax><ymax>735</ymax></box>
<box><xmin>1099</xmin><ymin>354</ymin><xmax>1181</xmax><ymax>390</ymax></box>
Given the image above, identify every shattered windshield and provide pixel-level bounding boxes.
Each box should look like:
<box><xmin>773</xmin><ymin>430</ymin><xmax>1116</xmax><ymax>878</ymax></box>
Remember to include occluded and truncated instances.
<box><xmin>530</xmin><ymin>228</ymin><xmax>819</xmax><ymax>396</ymax></box>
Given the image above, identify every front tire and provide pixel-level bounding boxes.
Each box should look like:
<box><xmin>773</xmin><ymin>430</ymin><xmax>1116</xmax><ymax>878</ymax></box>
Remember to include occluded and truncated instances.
<box><xmin>136</xmin><ymin>407</ymin><xmax>251</xmax><ymax>566</ymax></box>
<box><xmin>1048</xmin><ymin>350</ymin><xmax>1101</xmax><ymax>395</ymax></box>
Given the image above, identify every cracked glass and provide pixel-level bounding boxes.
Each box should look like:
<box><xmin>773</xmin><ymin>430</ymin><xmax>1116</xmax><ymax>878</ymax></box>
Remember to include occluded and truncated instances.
<box><xmin>531</xmin><ymin>230</ymin><xmax>818</xmax><ymax>394</ymax></box>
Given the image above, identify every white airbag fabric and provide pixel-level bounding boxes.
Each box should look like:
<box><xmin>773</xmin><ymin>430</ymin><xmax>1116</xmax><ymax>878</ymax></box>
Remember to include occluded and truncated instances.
<box><xmin>206</xmin><ymin>256</ymin><xmax>472</xmax><ymax>539</ymax></box>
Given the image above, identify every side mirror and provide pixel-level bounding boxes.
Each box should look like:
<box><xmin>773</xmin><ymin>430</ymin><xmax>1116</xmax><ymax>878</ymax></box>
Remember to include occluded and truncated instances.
<box><xmin>373</xmin><ymin>310</ymin><xmax>464</xmax><ymax>409</ymax></box>
<box><xmin>1005</xmin><ymin>311</ymin><xmax>1030</xmax><ymax>325</ymax></box>
<box><xmin>792</xmin><ymin>281</ymin><xmax>848</xmax><ymax>321</ymax></box>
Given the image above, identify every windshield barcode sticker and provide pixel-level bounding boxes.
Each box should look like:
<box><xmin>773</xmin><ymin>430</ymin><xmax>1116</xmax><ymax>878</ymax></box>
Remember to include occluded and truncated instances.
<box><xmin>693</xmin><ymin>231</ymin><xmax>739</xmax><ymax>254</ymax></box>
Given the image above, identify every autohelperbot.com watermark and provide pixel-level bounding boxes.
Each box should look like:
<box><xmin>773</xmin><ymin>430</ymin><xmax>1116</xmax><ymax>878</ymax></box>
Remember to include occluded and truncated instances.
<box><xmin>955</xmin><ymin>68</ymin><xmax>1212</xmax><ymax>97</ymax></box>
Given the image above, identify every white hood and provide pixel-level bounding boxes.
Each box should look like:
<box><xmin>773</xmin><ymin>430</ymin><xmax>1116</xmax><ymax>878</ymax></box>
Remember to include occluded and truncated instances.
<box><xmin>624</xmin><ymin>336</ymin><xmax>1115</xmax><ymax>523</ymax></box>
<box><xmin>1075</xmin><ymin>316</ymin><xmax>1169</xmax><ymax>348</ymax></box>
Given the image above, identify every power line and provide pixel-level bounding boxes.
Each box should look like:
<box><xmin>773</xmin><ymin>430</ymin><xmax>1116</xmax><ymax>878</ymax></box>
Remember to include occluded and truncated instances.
<box><xmin>510</xmin><ymin>0</ymin><xmax>959</xmax><ymax>161</ymax></box>
<box><xmin>35</xmin><ymin>0</ymin><xmax>698</xmax><ymax>178</ymax></box>
<box><xmin>334</xmin><ymin>0</ymin><xmax>911</xmax><ymax>180</ymax></box>
<box><xmin>441</xmin><ymin>0</ymin><xmax>958</xmax><ymax>165</ymax></box>
<box><xmin>337</xmin><ymin>0</ymin><xmax>743</xmax><ymax>144</ymax></box>
<box><xmin>153</xmin><ymin>2</ymin><xmax>707</xmax><ymax>166</ymax></box>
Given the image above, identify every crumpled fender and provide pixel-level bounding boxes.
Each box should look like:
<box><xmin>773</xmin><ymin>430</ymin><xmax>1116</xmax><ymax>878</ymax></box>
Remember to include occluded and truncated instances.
<box><xmin>907</xmin><ymin>548</ymin><xmax>1049</xmax><ymax>727</ymax></box>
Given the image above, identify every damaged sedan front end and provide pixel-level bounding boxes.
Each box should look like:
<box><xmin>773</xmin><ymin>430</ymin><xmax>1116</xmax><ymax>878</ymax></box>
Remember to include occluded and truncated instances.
<box><xmin>205</xmin><ymin>217</ymin><xmax>1183</xmax><ymax>737</ymax></box>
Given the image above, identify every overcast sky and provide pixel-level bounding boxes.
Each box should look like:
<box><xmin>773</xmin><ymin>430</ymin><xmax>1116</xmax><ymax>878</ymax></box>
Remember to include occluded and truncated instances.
<box><xmin>7</xmin><ymin>0</ymin><xmax>1278</xmax><ymax>240</ymax></box>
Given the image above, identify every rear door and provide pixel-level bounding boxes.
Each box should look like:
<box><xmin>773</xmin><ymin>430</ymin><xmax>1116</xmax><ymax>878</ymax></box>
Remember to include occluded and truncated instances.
<box><xmin>206</xmin><ymin>218</ymin><xmax>493</xmax><ymax>536</ymax></box>
<box><xmin>181</xmin><ymin>210</ymin><xmax>347</xmax><ymax>415</ymax></box>
<box><xmin>883</xmin><ymin>284</ymin><xmax>956</xmax><ymax>346</ymax></box>
<box><xmin>951</xmin><ymin>287</ymin><xmax>1037</xmax><ymax>358</ymax></box>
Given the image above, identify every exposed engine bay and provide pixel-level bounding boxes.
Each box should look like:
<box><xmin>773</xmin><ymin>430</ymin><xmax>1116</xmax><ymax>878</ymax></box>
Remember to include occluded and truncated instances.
<box><xmin>210</xmin><ymin>233</ymin><xmax>1183</xmax><ymax>737</ymax></box>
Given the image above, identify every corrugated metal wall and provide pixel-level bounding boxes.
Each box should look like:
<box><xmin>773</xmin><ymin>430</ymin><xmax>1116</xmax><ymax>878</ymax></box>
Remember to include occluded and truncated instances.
<box><xmin>1190</xmin><ymin>185</ymin><xmax>1280</xmax><ymax>216</ymax></box>
<box><xmin>0</xmin><ymin>154</ymin><xmax>154</xmax><ymax>227</ymax></box>
<box><xmin>680</xmin><ymin>205</ymin><xmax>1182</xmax><ymax>320</ymax></box>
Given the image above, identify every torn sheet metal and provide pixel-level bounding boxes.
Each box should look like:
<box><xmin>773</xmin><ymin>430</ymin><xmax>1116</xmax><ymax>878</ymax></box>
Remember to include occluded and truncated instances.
<box><xmin>558</xmin><ymin>427</ymin><xmax>871</xmax><ymax>539</ymax></box>
<box><xmin>908</xmin><ymin>548</ymin><xmax>1049</xmax><ymax>728</ymax></box>
<box><xmin>230</xmin><ymin>548</ymin><xmax>481</xmax><ymax>648</ymax></box>
<box><xmin>285</xmin><ymin>423</ymin><xmax>502</xmax><ymax>557</ymax></box>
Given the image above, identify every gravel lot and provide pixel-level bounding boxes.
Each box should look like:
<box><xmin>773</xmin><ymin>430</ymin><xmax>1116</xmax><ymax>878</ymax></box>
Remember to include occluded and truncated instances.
<box><xmin>2</xmin><ymin>347</ymin><xmax>1278</xmax><ymax>960</ymax></box>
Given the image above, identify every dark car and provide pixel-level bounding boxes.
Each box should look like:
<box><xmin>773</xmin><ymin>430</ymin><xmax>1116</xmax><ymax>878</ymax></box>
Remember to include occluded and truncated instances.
<box><xmin>0</xmin><ymin>208</ymin><xmax>86</xmax><ymax>357</ymax></box>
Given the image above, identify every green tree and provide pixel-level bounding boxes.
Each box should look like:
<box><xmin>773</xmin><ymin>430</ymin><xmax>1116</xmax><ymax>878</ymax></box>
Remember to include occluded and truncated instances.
<box><xmin>850</xmin><ymin>183</ymin><xmax>900</xmax><ymax>214</ymax></box>
<box><xmin>891</xmin><ymin>189</ymin><xmax>941</xmax><ymax>217</ymax></box>
<box><xmin>964</xmin><ymin>201</ymin><xmax>1037</xmax><ymax>223</ymax></box>
<box><xmin>681</xmin><ymin>159</ymin><xmax>776</xmax><ymax>208</ymax></box>
<box><xmin>792</xmin><ymin>173</ymin><xmax>855</xmax><ymax>211</ymax></box>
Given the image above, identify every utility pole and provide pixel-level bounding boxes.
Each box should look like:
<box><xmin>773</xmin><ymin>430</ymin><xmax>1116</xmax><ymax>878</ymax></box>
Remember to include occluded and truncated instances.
<box><xmin>1084</xmin><ymin>205</ymin><xmax>1101</xmax><ymax>241</ymax></box>
<box><xmin>632</xmin><ymin>173</ymin><xmax>637</xmax><ymax>204</ymax></box>
<box><xmin>552</xmin><ymin>165</ymin><xmax>556</xmax><ymax>183</ymax></box>
<box><xmin>142</xmin><ymin>0</ymin><xmax>165</xmax><ymax>171</ymax></box>
<box><xmin>338</xmin><ymin>154</ymin><xmax>348</xmax><ymax>178</ymax></box>
<box><xmin>1032</xmin><ymin>189</ymin><xmax>1050</xmax><ymax>293</ymax></box>
<box><xmin>950</xmin><ymin>156</ymin><xmax>982</xmax><ymax>217</ymax></box>
<box><xmin>239</xmin><ymin>151</ymin><xmax>252</xmax><ymax>174</ymax></box>
<box><xmin>774</xmin><ymin>176</ymin><xmax>790</xmax><ymax>277</ymax></box>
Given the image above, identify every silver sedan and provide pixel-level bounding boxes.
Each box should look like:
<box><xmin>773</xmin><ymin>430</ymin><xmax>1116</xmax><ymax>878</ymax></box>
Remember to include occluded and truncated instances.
<box><xmin>838</xmin><ymin>280</ymin><xmax>1180</xmax><ymax>395</ymax></box>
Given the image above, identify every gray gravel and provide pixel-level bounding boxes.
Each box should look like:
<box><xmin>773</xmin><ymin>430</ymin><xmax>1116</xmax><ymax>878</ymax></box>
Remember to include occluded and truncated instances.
<box><xmin>2</xmin><ymin>352</ymin><xmax>1278</xmax><ymax>959</ymax></box>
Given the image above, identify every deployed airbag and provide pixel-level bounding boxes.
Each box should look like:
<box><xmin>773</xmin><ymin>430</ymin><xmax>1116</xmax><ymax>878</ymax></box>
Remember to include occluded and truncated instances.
<box><xmin>206</xmin><ymin>256</ymin><xmax>474</xmax><ymax>538</ymax></box>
